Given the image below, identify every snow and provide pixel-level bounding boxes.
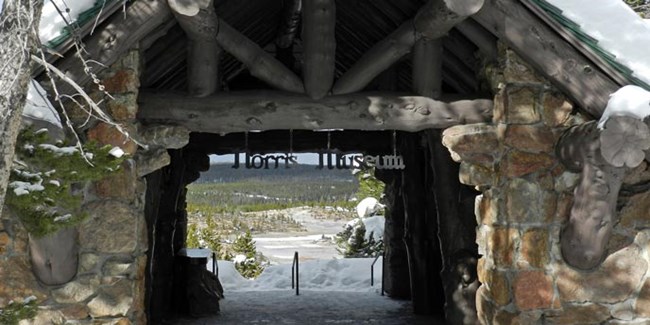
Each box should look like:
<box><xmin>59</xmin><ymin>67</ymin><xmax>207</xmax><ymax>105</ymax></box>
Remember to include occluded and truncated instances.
<box><xmin>215</xmin><ymin>257</ymin><xmax>383</xmax><ymax>293</ymax></box>
<box><xmin>38</xmin><ymin>143</ymin><xmax>78</xmax><ymax>156</ymax></box>
<box><xmin>545</xmin><ymin>0</ymin><xmax>650</xmax><ymax>87</ymax></box>
<box><xmin>53</xmin><ymin>214</ymin><xmax>72</xmax><ymax>222</ymax></box>
<box><xmin>597</xmin><ymin>85</ymin><xmax>650</xmax><ymax>129</ymax></box>
<box><xmin>363</xmin><ymin>215</ymin><xmax>385</xmax><ymax>241</ymax></box>
<box><xmin>356</xmin><ymin>197</ymin><xmax>383</xmax><ymax>218</ymax></box>
<box><xmin>39</xmin><ymin>0</ymin><xmax>98</xmax><ymax>44</ymax></box>
<box><xmin>108</xmin><ymin>146</ymin><xmax>125</xmax><ymax>158</ymax></box>
<box><xmin>9</xmin><ymin>181</ymin><xmax>45</xmax><ymax>196</ymax></box>
<box><xmin>24</xmin><ymin>79</ymin><xmax>62</xmax><ymax>129</ymax></box>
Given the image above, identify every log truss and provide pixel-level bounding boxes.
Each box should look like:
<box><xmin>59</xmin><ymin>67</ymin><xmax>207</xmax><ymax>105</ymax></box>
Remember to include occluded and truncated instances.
<box><xmin>166</xmin><ymin>0</ymin><xmax>486</xmax><ymax>97</ymax></box>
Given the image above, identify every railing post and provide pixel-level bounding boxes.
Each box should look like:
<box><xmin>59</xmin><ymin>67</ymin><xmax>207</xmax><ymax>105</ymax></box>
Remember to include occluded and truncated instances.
<box><xmin>292</xmin><ymin>251</ymin><xmax>299</xmax><ymax>296</ymax></box>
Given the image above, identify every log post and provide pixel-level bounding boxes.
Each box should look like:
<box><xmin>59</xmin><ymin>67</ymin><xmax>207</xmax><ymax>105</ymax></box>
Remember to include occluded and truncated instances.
<box><xmin>137</xmin><ymin>90</ymin><xmax>493</xmax><ymax>133</ymax></box>
<box><xmin>168</xmin><ymin>0</ymin><xmax>222</xmax><ymax>97</ymax></box>
<box><xmin>302</xmin><ymin>0</ymin><xmax>336</xmax><ymax>99</ymax></box>
<box><xmin>275</xmin><ymin>0</ymin><xmax>302</xmax><ymax>68</ymax></box>
<box><xmin>556</xmin><ymin>117</ymin><xmax>650</xmax><ymax>269</ymax></box>
<box><xmin>414</xmin><ymin>0</ymin><xmax>485</xmax><ymax>40</ymax></box>
<box><xmin>413</xmin><ymin>38</ymin><xmax>443</xmax><ymax>99</ymax></box>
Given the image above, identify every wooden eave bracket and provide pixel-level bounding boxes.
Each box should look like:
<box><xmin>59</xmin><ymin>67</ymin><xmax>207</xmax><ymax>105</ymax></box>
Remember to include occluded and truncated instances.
<box><xmin>555</xmin><ymin>116</ymin><xmax>650</xmax><ymax>270</ymax></box>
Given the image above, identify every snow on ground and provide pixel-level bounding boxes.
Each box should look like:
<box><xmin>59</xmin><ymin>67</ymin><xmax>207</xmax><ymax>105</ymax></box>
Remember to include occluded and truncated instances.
<box><xmin>215</xmin><ymin>258</ymin><xmax>383</xmax><ymax>292</ymax></box>
<box><xmin>546</xmin><ymin>0</ymin><xmax>650</xmax><ymax>87</ymax></box>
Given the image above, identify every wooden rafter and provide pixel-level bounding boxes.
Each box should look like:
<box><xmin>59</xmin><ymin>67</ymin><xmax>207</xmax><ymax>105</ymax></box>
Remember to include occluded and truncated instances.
<box><xmin>167</xmin><ymin>0</ymin><xmax>304</xmax><ymax>93</ymax></box>
<box><xmin>413</xmin><ymin>38</ymin><xmax>443</xmax><ymax>98</ymax></box>
<box><xmin>137</xmin><ymin>90</ymin><xmax>493</xmax><ymax>134</ymax></box>
<box><xmin>473</xmin><ymin>0</ymin><xmax>618</xmax><ymax>118</ymax></box>
<box><xmin>302</xmin><ymin>0</ymin><xmax>336</xmax><ymax>99</ymax></box>
<box><xmin>333</xmin><ymin>0</ymin><xmax>484</xmax><ymax>95</ymax></box>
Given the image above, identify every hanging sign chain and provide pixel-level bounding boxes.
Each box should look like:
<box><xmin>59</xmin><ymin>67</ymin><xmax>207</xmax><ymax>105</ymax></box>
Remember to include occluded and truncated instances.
<box><xmin>392</xmin><ymin>130</ymin><xmax>397</xmax><ymax>156</ymax></box>
<box><xmin>289</xmin><ymin>129</ymin><xmax>294</xmax><ymax>155</ymax></box>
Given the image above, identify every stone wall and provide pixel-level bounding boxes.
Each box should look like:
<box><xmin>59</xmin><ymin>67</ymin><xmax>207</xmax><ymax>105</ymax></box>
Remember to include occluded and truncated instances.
<box><xmin>0</xmin><ymin>48</ymin><xmax>156</xmax><ymax>324</ymax></box>
<box><xmin>443</xmin><ymin>43</ymin><xmax>650</xmax><ymax>324</ymax></box>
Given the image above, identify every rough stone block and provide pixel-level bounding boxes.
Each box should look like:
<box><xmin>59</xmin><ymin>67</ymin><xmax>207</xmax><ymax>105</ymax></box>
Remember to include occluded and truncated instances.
<box><xmin>79</xmin><ymin>201</ymin><xmax>138</xmax><ymax>254</ymax></box>
<box><xmin>52</xmin><ymin>275</ymin><xmax>100</xmax><ymax>304</ymax></box>
<box><xmin>493</xmin><ymin>310</ymin><xmax>522</xmax><ymax>325</ymax></box>
<box><xmin>94</xmin><ymin>160</ymin><xmax>137</xmax><ymax>201</ymax></box>
<box><xmin>619</xmin><ymin>191</ymin><xmax>650</xmax><ymax>229</ymax></box>
<box><xmin>442</xmin><ymin>124</ymin><xmax>499</xmax><ymax>166</ymax></box>
<box><xmin>476</xmin><ymin>191</ymin><xmax>499</xmax><ymax>226</ymax></box>
<box><xmin>493</xmin><ymin>89</ymin><xmax>506</xmax><ymax>124</ymax></box>
<box><xmin>135</xmin><ymin>147</ymin><xmax>170</xmax><ymax>177</ymax></box>
<box><xmin>502</xmin><ymin>150</ymin><xmax>555</xmax><ymax>178</ymax></box>
<box><xmin>60</xmin><ymin>304</ymin><xmax>90</xmax><ymax>320</ymax></box>
<box><xmin>87</xmin><ymin>122</ymin><xmax>138</xmax><ymax>155</ymax></box>
<box><xmin>505</xmin><ymin>178</ymin><xmax>542</xmax><ymax>223</ymax></box>
<box><xmin>513</xmin><ymin>271</ymin><xmax>554</xmax><ymax>310</ymax></box>
<box><xmin>101</xmin><ymin>69</ymin><xmax>140</xmax><ymax>94</ymax></box>
<box><xmin>103</xmin><ymin>259</ymin><xmax>135</xmax><ymax>277</ymax></box>
<box><xmin>557</xmin><ymin>245</ymin><xmax>647</xmax><ymax>304</ymax></box>
<box><xmin>505</xmin><ymin>86</ymin><xmax>541</xmax><ymax>124</ymax></box>
<box><xmin>0</xmin><ymin>231</ymin><xmax>11</xmax><ymax>254</ymax></box>
<box><xmin>503</xmin><ymin>124</ymin><xmax>555</xmax><ymax>153</ymax></box>
<box><xmin>636</xmin><ymin>279</ymin><xmax>650</xmax><ymax>317</ymax></box>
<box><xmin>521</xmin><ymin>228</ymin><xmax>549</xmax><ymax>268</ymax></box>
<box><xmin>79</xmin><ymin>253</ymin><xmax>101</xmax><ymax>274</ymax></box>
<box><xmin>460</xmin><ymin>162</ymin><xmax>494</xmax><ymax>187</ymax></box>
<box><xmin>484</xmin><ymin>268</ymin><xmax>511</xmax><ymax>307</ymax></box>
<box><xmin>545</xmin><ymin>303</ymin><xmax>610</xmax><ymax>325</ymax></box>
<box><xmin>137</xmin><ymin>125</ymin><xmax>190</xmax><ymax>149</ymax></box>
<box><xmin>87</xmin><ymin>279</ymin><xmax>134</xmax><ymax>318</ymax></box>
<box><xmin>0</xmin><ymin>256</ymin><xmax>48</xmax><ymax>305</ymax></box>
<box><xmin>503</xmin><ymin>48</ymin><xmax>545</xmax><ymax>84</ymax></box>
<box><xmin>106</xmin><ymin>93</ymin><xmax>139</xmax><ymax>122</ymax></box>
<box><xmin>28</xmin><ymin>309</ymin><xmax>65</xmax><ymax>325</ymax></box>
<box><xmin>542</xmin><ymin>91</ymin><xmax>574</xmax><ymax>127</ymax></box>
<box><xmin>476</xmin><ymin>285</ymin><xmax>496</xmax><ymax>325</ymax></box>
<box><xmin>488</xmin><ymin>227</ymin><xmax>518</xmax><ymax>267</ymax></box>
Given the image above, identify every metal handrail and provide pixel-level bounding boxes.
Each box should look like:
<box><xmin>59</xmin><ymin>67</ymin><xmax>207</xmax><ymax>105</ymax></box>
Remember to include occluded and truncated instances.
<box><xmin>371</xmin><ymin>251</ymin><xmax>384</xmax><ymax>296</ymax></box>
<box><xmin>212</xmin><ymin>252</ymin><xmax>219</xmax><ymax>277</ymax></box>
<box><xmin>291</xmin><ymin>251</ymin><xmax>299</xmax><ymax>295</ymax></box>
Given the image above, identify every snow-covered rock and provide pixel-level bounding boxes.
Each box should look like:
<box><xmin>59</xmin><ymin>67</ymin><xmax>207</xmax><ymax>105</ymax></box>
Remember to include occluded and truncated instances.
<box><xmin>597</xmin><ymin>85</ymin><xmax>650</xmax><ymax>129</ymax></box>
<box><xmin>356</xmin><ymin>197</ymin><xmax>383</xmax><ymax>218</ymax></box>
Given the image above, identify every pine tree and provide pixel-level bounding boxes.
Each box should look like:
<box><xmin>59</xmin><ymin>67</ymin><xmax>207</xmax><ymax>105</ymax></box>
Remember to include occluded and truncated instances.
<box><xmin>231</xmin><ymin>230</ymin><xmax>264</xmax><ymax>278</ymax></box>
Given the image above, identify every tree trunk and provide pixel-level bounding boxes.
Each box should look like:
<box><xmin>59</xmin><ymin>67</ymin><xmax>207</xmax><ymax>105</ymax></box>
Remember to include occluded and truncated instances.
<box><xmin>0</xmin><ymin>0</ymin><xmax>44</xmax><ymax>213</ymax></box>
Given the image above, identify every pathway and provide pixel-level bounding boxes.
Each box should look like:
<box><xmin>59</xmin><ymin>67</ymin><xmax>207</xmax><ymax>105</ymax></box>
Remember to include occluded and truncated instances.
<box><xmin>174</xmin><ymin>291</ymin><xmax>444</xmax><ymax>324</ymax></box>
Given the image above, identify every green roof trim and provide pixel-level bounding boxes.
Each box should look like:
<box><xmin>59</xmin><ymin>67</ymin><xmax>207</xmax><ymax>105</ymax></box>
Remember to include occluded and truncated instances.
<box><xmin>530</xmin><ymin>0</ymin><xmax>650</xmax><ymax>90</ymax></box>
<box><xmin>45</xmin><ymin>0</ymin><xmax>117</xmax><ymax>49</ymax></box>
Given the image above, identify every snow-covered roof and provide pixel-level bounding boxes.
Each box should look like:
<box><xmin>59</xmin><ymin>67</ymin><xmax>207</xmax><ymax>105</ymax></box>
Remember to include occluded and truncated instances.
<box><xmin>39</xmin><ymin>0</ymin><xmax>117</xmax><ymax>48</ymax></box>
<box><xmin>539</xmin><ymin>0</ymin><xmax>650</xmax><ymax>89</ymax></box>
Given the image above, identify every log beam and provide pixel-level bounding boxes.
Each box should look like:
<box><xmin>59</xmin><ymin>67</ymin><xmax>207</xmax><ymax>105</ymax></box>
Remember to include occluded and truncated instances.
<box><xmin>333</xmin><ymin>0</ymin><xmax>484</xmax><ymax>95</ymax></box>
<box><xmin>137</xmin><ymin>90</ymin><xmax>493</xmax><ymax>133</ymax></box>
<box><xmin>555</xmin><ymin>117</ymin><xmax>650</xmax><ymax>269</ymax></box>
<box><xmin>302</xmin><ymin>0</ymin><xmax>336</xmax><ymax>99</ymax></box>
<box><xmin>474</xmin><ymin>0</ymin><xmax>618</xmax><ymax>118</ymax></box>
<box><xmin>168</xmin><ymin>0</ymin><xmax>222</xmax><ymax>97</ymax></box>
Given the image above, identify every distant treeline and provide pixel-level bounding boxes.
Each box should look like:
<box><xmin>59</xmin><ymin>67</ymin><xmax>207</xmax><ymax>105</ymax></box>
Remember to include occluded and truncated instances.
<box><xmin>196</xmin><ymin>163</ymin><xmax>356</xmax><ymax>183</ymax></box>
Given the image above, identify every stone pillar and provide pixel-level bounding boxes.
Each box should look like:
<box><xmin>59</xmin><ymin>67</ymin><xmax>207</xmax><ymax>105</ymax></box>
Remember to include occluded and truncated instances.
<box><xmin>444</xmin><ymin>43</ymin><xmax>650</xmax><ymax>324</ymax></box>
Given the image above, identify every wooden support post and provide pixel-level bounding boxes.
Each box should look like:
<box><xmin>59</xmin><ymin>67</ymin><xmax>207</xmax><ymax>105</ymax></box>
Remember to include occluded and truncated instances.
<box><xmin>333</xmin><ymin>0</ymin><xmax>484</xmax><ymax>95</ymax></box>
<box><xmin>426</xmin><ymin>130</ymin><xmax>479</xmax><ymax>324</ymax></box>
<box><xmin>455</xmin><ymin>19</ymin><xmax>497</xmax><ymax>60</ymax></box>
<box><xmin>302</xmin><ymin>0</ymin><xmax>336</xmax><ymax>99</ymax></box>
<box><xmin>400</xmin><ymin>132</ymin><xmax>441</xmax><ymax>315</ymax></box>
<box><xmin>413</xmin><ymin>38</ymin><xmax>443</xmax><ymax>99</ymax></box>
<box><xmin>169</xmin><ymin>0</ymin><xmax>222</xmax><ymax>97</ymax></box>
<box><xmin>137</xmin><ymin>90</ymin><xmax>493</xmax><ymax>133</ymax></box>
<box><xmin>556</xmin><ymin>117</ymin><xmax>650</xmax><ymax>269</ymax></box>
